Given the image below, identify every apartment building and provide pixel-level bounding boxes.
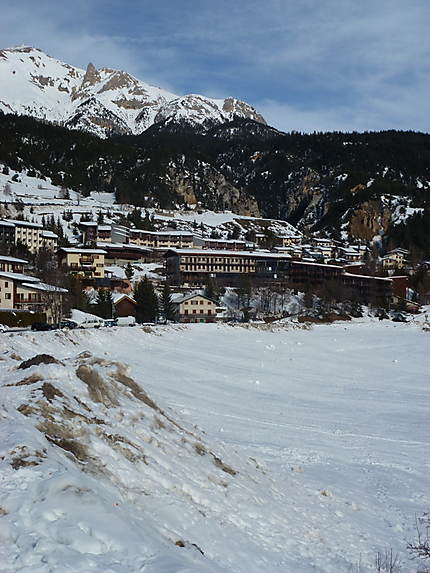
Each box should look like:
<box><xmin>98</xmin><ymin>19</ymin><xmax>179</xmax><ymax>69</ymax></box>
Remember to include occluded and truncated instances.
<box><xmin>165</xmin><ymin>249</ymin><xmax>293</xmax><ymax>285</ymax></box>
<box><xmin>97</xmin><ymin>225</ymin><xmax>112</xmax><ymax>242</ymax></box>
<box><xmin>97</xmin><ymin>242</ymin><xmax>153</xmax><ymax>265</ymax></box>
<box><xmin>165</xmin><ymin>248</ymin><xmax>407</xmax><ymax>302</ymax></box>
<box><xmin>41</xmin><ymin>230</ymin><xmax>59</xmax><ymax>250</ymax></box>
<box><xmin>0</xmin><ymin>271</ymin><xmax>67</xmax><ymax>323</ymax></box>
<box><xmin>78</xmin><ymin>222</ymin><xmax>98</xmax><ymax>246</ymax></box>
<box><xmin>277</xmin><ymin>234</ymin><xmax>303</xmax><ymax>247</ymax></box>
<box><xmin>193</xmin><ymin>237</ymin><xmax>251</xmax><ymax>251</ymax></box>
<box><xmin>0</xmin><ymin>255</ymin><xmax>28</xmax><ymax>273</ymax></box>
<box><xmin>129</xmin><ymin>229</ymin><xmax>194</xmax><ymax>250</ymax></box>
<box><xmin>337</xmin><ymin>247</ymin><xmax>363</xmax><ymax>263</ymax></box>
<box><xmin>58</xmin><ymin>248</ymin><xmax>107</xmax><ymax>279</ymax></box>
<box><xmin>0</xmin><ymin>221</ymin><xmax>15</xmax><ymax>246</ymax></box>
<box><xmin>0</xmin><ymin>219</ymin><xmax>44</xmax><ymax>253</ymax></box>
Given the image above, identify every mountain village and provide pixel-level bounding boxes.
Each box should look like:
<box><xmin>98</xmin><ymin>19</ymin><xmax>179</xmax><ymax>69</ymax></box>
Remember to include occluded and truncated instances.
<box><xmin>0</xmin><ymin>165</ymin><xmax>425</xmax><ymax>330</ymax></box>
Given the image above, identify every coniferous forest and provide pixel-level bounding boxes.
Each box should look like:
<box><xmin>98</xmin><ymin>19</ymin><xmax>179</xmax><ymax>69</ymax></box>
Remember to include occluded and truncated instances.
<box><xmin>1</xmin><ymin>111</ymin><xmax>429</xmax><ymax>255</ymax></box>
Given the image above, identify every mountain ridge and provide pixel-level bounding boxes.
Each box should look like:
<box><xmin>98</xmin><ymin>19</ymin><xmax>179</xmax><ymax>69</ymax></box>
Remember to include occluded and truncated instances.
<box><xmin>0</xmin><ymin>46</ymin><xmax>266</xmax><ymax>138</ymax></box>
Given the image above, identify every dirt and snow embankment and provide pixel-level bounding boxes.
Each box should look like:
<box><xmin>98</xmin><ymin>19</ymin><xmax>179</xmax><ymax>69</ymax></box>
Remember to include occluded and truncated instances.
<box><xmin>0</xmin><ymin>330</ymin><xmax>277</xmax><ymax>573</ymax></box>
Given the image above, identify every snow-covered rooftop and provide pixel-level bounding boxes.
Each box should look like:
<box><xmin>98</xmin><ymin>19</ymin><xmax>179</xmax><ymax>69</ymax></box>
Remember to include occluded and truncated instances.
<box><xmin>59</xmin><ymin>248</ymin><xmax>107</xmax><ymax>254</ymax></box>
<box><xmin>0</xmin><ymin>272</ymin><xmax>40</xmax><ymax>282</ymax></box>
<box><xmin>2</xmin><ymin>218</ymin><xmax>43</xmax><ymax>229</ymax></box>
<box><xmin>0</xmin><ymin>255</ymin><xmax>28</xmax><ymax>264</ymax></box>
<box><xmin>165</xmin><ymin>249</ymin><xmax>292</xmax><ymax>259</ymax></box>
<box><xmin>21</xmin><ymin>282</ymin><xmax>68</xmax><ymax>293</ymax></box>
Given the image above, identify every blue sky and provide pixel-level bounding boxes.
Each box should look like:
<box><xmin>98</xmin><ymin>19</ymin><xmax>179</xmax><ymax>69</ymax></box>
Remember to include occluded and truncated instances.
<box><xmin>1</xmin><ymin>0</ymin><xmax>429</xmax><ymax>132</ymax></box>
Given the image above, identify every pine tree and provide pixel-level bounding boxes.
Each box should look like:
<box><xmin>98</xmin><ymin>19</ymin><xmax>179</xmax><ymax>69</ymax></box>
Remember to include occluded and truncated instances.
<box><xmin>124</xmin><ymin>262</ymin><xmax>134</xmax><ymax>281</ymax></box>
<box><xmin>204</xmin><ymin>276</ymin><xmax>218</xmax><ymax>301</ymax></box>
<box><xmin>160</xmin><ymin>283</ymin><xmax>176</xmax><ymax>323</ymax></box>
<box><xmin>134</xmin><ymin>276</ymin><xmax>158</xmax><ymax>323</ymax></box>
<box><xmin>237</xmin><ymin>275</ymin><xmax>252</xmax><ymax>308</ymax></box>
<box><xmin>64</xmin><ymin>275</ymin><xmax>89</xmax><ymax>314</ymax></box>
<box><xmin>94</xmin><ymin>289</ymin><xmax>113</xmax><ymax>319</ymax></box>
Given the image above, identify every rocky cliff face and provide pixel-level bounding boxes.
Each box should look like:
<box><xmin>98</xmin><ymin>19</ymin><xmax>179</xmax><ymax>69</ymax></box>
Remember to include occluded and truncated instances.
<box><xmin>166</xmin><ymin>162</ymin><xmax>260</xmax><ymax>216</ymax></box>
<box><xmin>347</xmin><ymin>200</ymin><xmax>392</xmax><ymax>241</ymax></box>
<box><xmin>0</xmin><ymin>47</ymin><xmax>266</xmax><ymax>138</ymax></box>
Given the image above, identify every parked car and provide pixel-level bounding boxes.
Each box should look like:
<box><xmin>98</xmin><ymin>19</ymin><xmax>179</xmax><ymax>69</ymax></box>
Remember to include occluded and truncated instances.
<box><xmin>0</xmin><ymin>324</ymin><xmax>8</xmax><ymax>333</ymax></box>
<box><xmin>31</xmin><ymin>322</ymin><xmax>54</xmax><ymax>331</ymax></box>
<box><xmin>59</xmin><ymin>320</ymin><xmax>78</xmax><ymax>329</ymax></box>
<box><xmin>116</xmin><ymin>316</ymin><xmax>136</xmax><ymax>327</ymax></box>
<box><xmin>391</xmin><ymin>311</ymin><xmax>408</xmax><ymax>323</ymax></box>
<box><xmin>103</xmin><ymin>318</ymin><xmax>118</xmax><ymax>327</ymax></box>
<box><xmin>79</xmin><ymin>318</ymin><xmax>104</xmax><ymax>329</ymax></box>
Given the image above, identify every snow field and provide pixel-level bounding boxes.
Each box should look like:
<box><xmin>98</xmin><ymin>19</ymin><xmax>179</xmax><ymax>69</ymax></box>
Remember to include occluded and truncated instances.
<box><xmin>0</xmin><ymin>320</ymin><xmax>429</xmax><ymax>572</ymax></box>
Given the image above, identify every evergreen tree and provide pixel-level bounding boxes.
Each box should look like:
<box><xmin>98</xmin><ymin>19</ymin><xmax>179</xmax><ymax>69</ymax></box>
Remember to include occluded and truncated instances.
<box><xmin>94</xmin><ymin>289</ymin><xmax>113</xmax><ymax>319</ymax></box>
<box><xmin>134</xmin><ymin>276</ymin><xmax>158</xmax><ymax>323</ymax></box>
<box><xmin>124</xmin><ymin>262</ymin><xmax>134</xmax><ymax>281</ymax></box>
<box><xmin>204</xmin><ymin>276</ymin><xmax>218</xmax><ymax>301</ymax></box>
<box><xmin>64</xmin><ymin>275</ymin><xmax>89</xmax><ymax>315</ymax></box>
<box><xmin>237</xmin><ymin>274</ymin><xmax>252</xmax><ymax>308</ymax></box>
<box><xmin>160</xmin><ymin>283</ymin><xmax>176</xmax><ymax>322</ymax></box>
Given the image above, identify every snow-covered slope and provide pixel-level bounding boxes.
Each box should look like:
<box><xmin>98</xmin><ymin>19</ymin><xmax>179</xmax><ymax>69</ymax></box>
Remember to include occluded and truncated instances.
<box><xmin>1</xmin><ymin>321</ymin><xmax>429</xmax><ymax>572</ymax></box>
<box><xmin>0</xmin><ymin>46</ymin><xmax>266</xmax><ymax>137</ymax></box>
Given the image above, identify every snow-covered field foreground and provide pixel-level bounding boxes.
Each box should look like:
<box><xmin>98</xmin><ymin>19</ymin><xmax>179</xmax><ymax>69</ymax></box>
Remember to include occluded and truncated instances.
<box><xmin>0</xmin><ymin>321</ymin><xmax>429</xmax><ymax>572</ymax></box>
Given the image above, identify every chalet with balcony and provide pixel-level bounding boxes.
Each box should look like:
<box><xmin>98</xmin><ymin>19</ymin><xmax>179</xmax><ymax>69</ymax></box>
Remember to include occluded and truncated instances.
<box><xmin>382</xmin><ymin>248</ymin><xmax>409</xmax><ymax>270</ymax></box>
<box><xmin>58</xmin><ymin>248</ymin><xmax>107</xmax><ymax>279</ymax></box>
<box><xmin>171</xmin><ymin>293</ymin><xmax>219</xmax><ymax>323</ymax></box>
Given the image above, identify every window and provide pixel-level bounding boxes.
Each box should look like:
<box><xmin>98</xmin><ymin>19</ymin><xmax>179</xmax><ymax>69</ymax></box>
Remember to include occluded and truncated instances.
<box><xmin>192</xmin><ymin>310</ymin><xmax>196</xmax><ymax>314</ymax></box>
<box><xmin>5</xmin><ymin>282</ymin><xmax>8</xmax><ymax>287</ymax></box>
<box><xmin>200</xmin><ymin>309</ymin><xmax>204</xmax><ymax>314</ymax></box>
<box><xmin>5</xmin><ymin>293</ymin><xmax>11</xmax><ymax>299</ymax></box>
<box><xmin>184</xmin><ymin>309</ymin><xmax>189</xmax><ymax>315</ymax></box>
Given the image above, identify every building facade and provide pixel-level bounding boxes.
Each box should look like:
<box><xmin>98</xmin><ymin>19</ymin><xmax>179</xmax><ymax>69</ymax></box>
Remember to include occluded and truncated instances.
<box><xmin>58</xmin><ymin>248</ymin><xmax>107</xmax><ymax>279</ymax></box>
<box><xmin>0</xmin><ymin>219</ymin><xmax>44</xmax><ymax>253</ymax></box>
<box><xmin>0</xmin><ymin>271</ymin><xmax>67</xmax><ymax>323</ymax></box>
<box><xmin>129</xmin><ymin>229</ymin><xmax>194</xmax><ymax>250</ymax></box>
<box><xmin>172</xmin><ymin>293</ymin><xmax>218</xmax><ymax>323</ymax></box>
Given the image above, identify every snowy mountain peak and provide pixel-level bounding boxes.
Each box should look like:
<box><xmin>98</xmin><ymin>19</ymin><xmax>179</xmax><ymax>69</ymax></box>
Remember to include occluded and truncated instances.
<box><xmin>0</xmin><ymin>46</ymin><xmax>266</xmax><ymax>137</ymax></box>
